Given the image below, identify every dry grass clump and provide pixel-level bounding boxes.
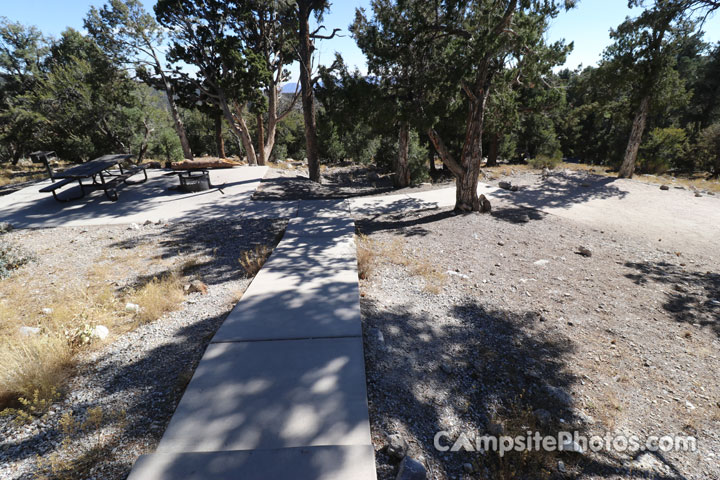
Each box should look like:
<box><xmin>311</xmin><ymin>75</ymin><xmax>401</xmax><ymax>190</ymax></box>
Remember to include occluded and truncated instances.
<box><xmin>0</xmin><ymin>335</ymin><xmax>71</xmax><ymax>412</ymax></box>
<box><xmin>0</xmin><ymin>265</ymin><xmax>187</xmax><ymax>413</ymax></box>
<box><xmin>127</xmin><ymin>272</ymin><xmax>185</xmax><ymax>325</ymax></box>
<box><xmin>356</xmin><ymin>234</ymin><xmax>378</xmax><ymax>280</ymax></box>
<box><xmin>239</xmin><ymin>245</ymin><xmax>272</xmax><ymax>277</ymax></box>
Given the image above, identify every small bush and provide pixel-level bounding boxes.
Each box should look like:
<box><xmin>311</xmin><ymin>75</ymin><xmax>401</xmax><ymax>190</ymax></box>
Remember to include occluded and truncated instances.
<box><xmin>239</xmin><ymin>245</ymin><xmax>272</xmax><ymax>277</ymax></box>
<box><xmin>0</xmin><ymin>334</ymin><xmax>72</xmax><ymax>411</ymax></box>
<box><xmin>129</xmin><ymin>273</ymin><xmax>185</xmax><ymax>324</ymax></box>
<box><xmin>356</xmin><ymin>234</ymin><xmax>377</xmax><ymax>280</ymax></box>
<box><xmin>528</xmin><ymin>153</ymin><xmax>562</xmax><ymax>170</ymax></box>
<box><xmin>638</xmin><ymin>127</ymin><xmax>688</xmax><ymax>174</ymax></box>
<box><xmin>0</xmin><ymin>239</ymin><xmax>31</xmax><ymax>279</ymax></box>
<box><xmin>697</xmin><ymin>123</ymin><xmax>720</xmax><ymax>177</ymax></box>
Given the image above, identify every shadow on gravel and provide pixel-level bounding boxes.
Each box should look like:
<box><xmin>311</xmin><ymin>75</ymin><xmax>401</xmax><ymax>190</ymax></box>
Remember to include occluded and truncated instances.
<box><xmin>356</xmin><ymin>210</ymin><xmax>457</xmax><ymax>237</ymax></box>
<box><xmin>109</xmin><ymin>218</ymin><xmax>287</xmax><ymax>286</ymax></box>
<box><xmin>491</xmin><ymin>173</ymin><xmax>628</xmax><ymax>220</ymax></box>
<box><xmin>624</xmin><ymin>260</ymin><xmax>720</xmax><ymax>337</ymax></box>
<box><xmin>253</xmin><ymin>166</ymin><xmax>394</xmax><ymax>201</ymax></box>
<box><xmin>361</xmin><ymin>296</ymin><xmax>689</xmax><ymax>479</ymax></box>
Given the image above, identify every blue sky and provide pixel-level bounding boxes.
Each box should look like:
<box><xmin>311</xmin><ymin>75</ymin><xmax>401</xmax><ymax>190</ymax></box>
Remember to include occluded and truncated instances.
<box><xmin>3</xmin><ymin>0</ymin><xmax>719</xmax><ymax>82</ymax></box>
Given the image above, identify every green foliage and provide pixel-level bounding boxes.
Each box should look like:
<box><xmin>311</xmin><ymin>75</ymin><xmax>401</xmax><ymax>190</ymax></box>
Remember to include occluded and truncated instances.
<box><xmin>528</xmin><ymin>153</ymin><xmax>562</xmax><ymax>170</ymax></box>
<box><xmin>638</xmin><ymin>127</ymin><xmax>689</xmax><ymax>173</ymax></box>
<box><xmin>697</xmin><ymin>123</ymin><xmax>720</xmax><ymax>176</ymax></box>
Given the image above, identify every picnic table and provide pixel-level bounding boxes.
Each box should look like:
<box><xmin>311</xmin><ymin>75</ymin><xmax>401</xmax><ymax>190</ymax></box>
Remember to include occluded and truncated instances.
<box><xmin>39</xmin><ymin>154</ymin><xmax>148</xmax><ymax>202</ymax></box>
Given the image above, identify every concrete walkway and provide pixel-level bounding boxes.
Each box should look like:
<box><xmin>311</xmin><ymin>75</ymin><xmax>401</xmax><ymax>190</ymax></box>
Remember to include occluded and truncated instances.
<box><xmin>128</xmin><ymin>209</ymin><xmax>377</xmax><ymax>479</ymax></box>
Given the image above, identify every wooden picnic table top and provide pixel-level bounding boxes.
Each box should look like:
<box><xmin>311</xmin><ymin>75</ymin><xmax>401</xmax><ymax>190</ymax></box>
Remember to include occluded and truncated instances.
<box><xmin>53</xmin><ymin>154</ymin><xmax>133</xmax><ymax>180</ymax></box>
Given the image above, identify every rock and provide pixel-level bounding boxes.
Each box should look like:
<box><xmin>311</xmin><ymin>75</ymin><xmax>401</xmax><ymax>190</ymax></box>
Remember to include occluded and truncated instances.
<box><xmin>188</xmin><ymin>279</ymin><xmax>208</xmax><ymax>295</ymax></box>
<box><xmin>558</xmin><ymin>460</ymin><xmax>567</xmax><ymax>473</ymax></box>
<box><xmin>447</xmin><ymin>270</ymin><xmax>469</xmax><ymax>280</ymax></box>
<box><xmin>125</xmin><ymin>302</ymin><xmax>141</xmax><ymax>313</ymax></box>
<box><xmin>497</xmin><ymin>241</ymin><xmax>505</xmax><ymax>246</ymax></box>
<box><xmin>129</xmin><ymin>223</ymin><xmax>141</xmax><ymax>231</ymax></box>
<box><xmin>19</xmin><ymin>326</ymin><xmax>41</xmax><ymax>336</ymax></box>
<box><xmin>440</xmin><ymin>362</ymin><xmax>453</xmax><ymax>374</ymax></box>
<box><xmin>92</xmin><ymin>325</ymin><xmax>109</xmax><ymax>340</ymax></box>
<box><xmin>156</xmin><ymin>218</ymin><xmax>168</xmax><ymax>225</ymax></box>
<box><xmin>695</xmin><ymin>192</ymin><xmax>702</xmax><ymax>197</ymax></box>
<box><xmin>487</xmin><ymin>421</ymin><xmax>504</xmax><ymax>436</ymax></box>
<box><xmin>660</xmin><ymin>185</ymin><xmax>670</xmax><ymax>190</ymax></box>
<box><xmin>462</xmin><ymin>463</ymin><xmax>474</xmax><ymax>473</ymax></box>
<box><xmin>386</xmin><ymin>433</ymin><xmax>409</xmax><ymax>460</ymax></box>
<box><xmin>396</xmin><ymin>456</ymin><xmax>427</xmax><ymax>480</ymax></box>
<box><xmin>370</xmin><ymin>327</ymin><xmax>385</xmax><ymax>348</ymax></box>
<box><xmin>143</xmin><ymin>219</ymin><xmax>153</xmax><ymax>226</ymax></box>
<box><xmin>534</xmin><ymin>408</ymin><xmax>552</xmax><ymax>426</ymax></box>
<box><xmin>510</xmin><ymin>184</ymin><xmax>519</xmax><ymax>192</ymax></box>
<box><xmin>560</xmin><ymin>439</ymin><xmax>585</xmax><ymax>454</ymax></box>
<box><xmin>576</xmin><ymin>246</ymin><xmax>592</xmax><ymax>257</ymax></box>
<box><xmin>41</xmin><ymin>307</ymin><xmax>53</xmax><ymax>315</ymax></box>
<box><xmin>544</xmin><ymin>385</ymin><xmax>573</xmax><ymax>408</ymax></box>
<box><xmin>479</xmin><ymin>194</ymin><xmax>492</xmax><ymax>213</ymax></box>
<box><xmin>534</xmin><ymin>259</ymin><xmax>550</xmax><ymax>266</ymax></box>
<box><xmin>0</xmin><ymin>222</ymin><xmax>13</xmax><ymax>233</ymax></box>
<box><xmin>144</xmin><ymin>161</ymin><xmax>162</xmax><ymax>169</ymax></box>
<box><xmin>498</xmin><ymin>181</ymin><xmax>513</xmax><ymax>190</ymax></box>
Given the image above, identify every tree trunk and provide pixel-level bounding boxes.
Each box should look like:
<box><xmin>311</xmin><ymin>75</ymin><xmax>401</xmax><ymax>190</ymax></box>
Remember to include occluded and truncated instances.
<box><xmin>159</xmin><ymin>74</ymin><xmax>193</xmax><ymax>161</ymax></box>
<box><xmin>619</xmin><ymin>95</ymin><xmax>650</xmax><ymax>178</ymax></box>
<box><xmin>487</xmin><ymin>133</ymin><xmax>499</xmax><ymax>167</ymax></box>
<box><xmin>136</xmin><ymin>119</ymin><xmax>152</xmax><ymax>164</ymax></box>
<box><xmin>298</xmin><ymin>3</ymin><xmax>321</xmax><ymax>183</ymax></box>
<box><xmin>218</xmin><ymin>97</ymin><xmax>258</xmax><ymax>165</ymax></box>
<box><xmin>428</xmin><ymin>143</ymin><xmax>437</xmax><ymax>176</ymax></box>
<box><xmin>257</xmin><ymin>112</ymin><xmax>266</xmax><ymax>166</ymax></box>
<box><xmin>214</xmin><ymin>113</ymin><xmax>226</xmax><ymax>158</ymax></box>
<box><xmin>394</xmin><ymin>122</ymin><xmax>411</xmax><ymax>188</ymax></box>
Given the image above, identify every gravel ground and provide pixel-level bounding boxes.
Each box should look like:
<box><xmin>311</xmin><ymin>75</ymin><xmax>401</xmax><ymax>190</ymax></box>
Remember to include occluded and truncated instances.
<box><xmin>0</xmin><ymin>218</ymin><xmax>286</xmax><ymax>479</ymax></box>
<box><xmin>357</xmin><ymin>205</ymin><xmax>720</xmax><ymax>480</ymax></box>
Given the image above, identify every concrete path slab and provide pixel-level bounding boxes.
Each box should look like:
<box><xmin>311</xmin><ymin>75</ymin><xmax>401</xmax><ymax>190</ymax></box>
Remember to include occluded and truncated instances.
<box><xmin>0</xmin><ymin>166</ymin><xmax>271</xmax><ymax>228</ymax></box>
<box><xmin>212</xmin><ymin>267</ymin><xmax>360</xmax><ymax>342</ymax></box>
<box><xmin>283</xmin><ymin>216</ymin><xmax>356</xmax><ymax>238</ymax></box>
<box><xmin>127</xmin><ymin>445</ymin><xmax>377</xmax><ymax>480</ymax></box>
<box><xmin>296</xmin><ymin>199</ymin><xmax>350</xmax><ymax>218</ymax></box>
<box><xmin>156</xmin><ymin>338</ymin><xmax>371</xmax><ymax>453</ymax></box>
<box><xmin>261</xmin><ymin>234</ymin><xmax>358</xmax><ymax>272</ymax></box>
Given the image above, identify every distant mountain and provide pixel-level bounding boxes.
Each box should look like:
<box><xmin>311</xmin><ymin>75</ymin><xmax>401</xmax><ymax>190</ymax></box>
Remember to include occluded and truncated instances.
<box><xmin>281</xmin><ymin>82</ymin><xmax>298</xmax><ymax>93</ymax></box>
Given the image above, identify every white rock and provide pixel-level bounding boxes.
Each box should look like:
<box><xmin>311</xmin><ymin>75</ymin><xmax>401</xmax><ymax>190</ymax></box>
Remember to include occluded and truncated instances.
<box><xmin>41</xmin><ymin>307</ymin><xmax>53</xmax><ymax>315</ymax></box>
<box><xmin>447</xmin><ymin>270</ymin><xmax>469</xmax><ymax>280</ymax></box>
<box><xmin>19</xmin><ymin>326</ymin><xmax>41</xmax><ymax>336</ymax></box>
<box><xmin>92</xmin><ymin>325</ymin><xmax>109</xmax><ymax>340</ymax></box>
<box><xmin>125</xmin><ymin>302</ymin><xmax>140</xmax><ymax>313</ymax></box>
<box><xmin>129</xmin><ymin>223</ymin><xmax>141</xmax><ymax>231</ymax></box>
<box><xmin>534</xmin><ymin>259</ymin><xmax>550</xmax><ymax>266</ymax></box>
<box><xmin>560</xmin><ymin>439</ymin><xmax>585</xmax><ymax>454</ymax></box>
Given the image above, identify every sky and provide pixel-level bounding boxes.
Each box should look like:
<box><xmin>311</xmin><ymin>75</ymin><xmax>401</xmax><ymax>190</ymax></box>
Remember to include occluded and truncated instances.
<box><xmin>2</xmin><ymin>0</ymin><xmax>719</xmax><ymax>82</ymax></box>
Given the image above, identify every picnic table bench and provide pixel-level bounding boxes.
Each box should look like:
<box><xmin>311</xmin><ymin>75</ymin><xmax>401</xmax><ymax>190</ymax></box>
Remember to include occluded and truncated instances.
<box><xmin>39</xmin><ymin>154</ymin><xmax>147</xmax><ymax>202</ymax></box>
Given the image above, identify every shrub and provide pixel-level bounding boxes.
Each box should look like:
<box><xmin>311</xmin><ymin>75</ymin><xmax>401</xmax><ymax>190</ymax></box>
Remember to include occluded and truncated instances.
<box><xmin>356</xmin><ymin>234</ymin><xmax>377</xmax><ymax>280</ymax></box>
<box><xmin>528</xmin><ymin>152</ymin><xmax>562</xmax><ymax>170</ymax></box>
<box><xmin>697</xmin><ymin>123</ymin><xmax>720</xmax><ymax>177</ymax></box>
<box><xmin>638</xmin><ymin>127</ymin><xmax>688</xmax><ymax>174</ymax></box>
<box><xmin>239</xmin><ymin>245</ymin><xmax>272</xmax><ymax>277</ymax></box>
<box><xmin>0</xmin><ymin>239</ymin><xmax>31</xmax><ymax>279</ymax></box>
